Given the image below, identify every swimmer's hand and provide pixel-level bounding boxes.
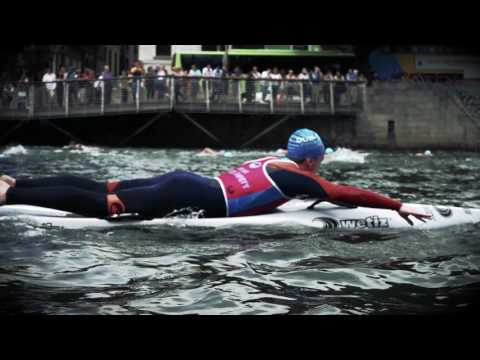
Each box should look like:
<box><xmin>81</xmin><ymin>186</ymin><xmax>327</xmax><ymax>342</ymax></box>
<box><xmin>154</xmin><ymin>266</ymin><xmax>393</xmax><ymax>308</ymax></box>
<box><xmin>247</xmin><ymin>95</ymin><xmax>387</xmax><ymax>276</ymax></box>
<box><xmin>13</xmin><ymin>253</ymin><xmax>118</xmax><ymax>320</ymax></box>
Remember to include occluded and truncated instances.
<box><xmin>0</xmin><ymin>175</ymin><xmax>16</xmax><ymax>187</ymax></box>
<box><xmin>397</xmin><ymin>204</ymin><xmax>432</xmax><ymax>226</ymax></box>
<box><xmin>0</xmin><ymin>180</ymin><xmax>10</xmax><ymax>205</ymax></box>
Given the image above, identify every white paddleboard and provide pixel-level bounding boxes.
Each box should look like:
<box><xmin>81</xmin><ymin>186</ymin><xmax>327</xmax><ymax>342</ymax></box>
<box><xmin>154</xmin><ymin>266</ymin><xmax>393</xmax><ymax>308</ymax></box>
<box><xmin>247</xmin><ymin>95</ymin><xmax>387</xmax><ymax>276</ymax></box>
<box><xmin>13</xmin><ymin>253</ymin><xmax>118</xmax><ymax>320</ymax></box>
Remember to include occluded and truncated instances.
<box><xmin>1</xmin><ymin>200</ymin><xmax>479</xmax><ymax>231</ymax></box>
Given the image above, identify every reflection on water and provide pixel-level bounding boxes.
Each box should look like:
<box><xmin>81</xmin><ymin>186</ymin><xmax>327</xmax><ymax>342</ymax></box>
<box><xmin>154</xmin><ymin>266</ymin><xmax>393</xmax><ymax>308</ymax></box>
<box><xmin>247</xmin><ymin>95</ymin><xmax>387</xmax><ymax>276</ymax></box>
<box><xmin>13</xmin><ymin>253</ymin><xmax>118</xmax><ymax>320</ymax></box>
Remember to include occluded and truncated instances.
<box><xmin>1</xmin><ymin>145</ymin><xmax>480</xmax><ymax>314</ymax></box>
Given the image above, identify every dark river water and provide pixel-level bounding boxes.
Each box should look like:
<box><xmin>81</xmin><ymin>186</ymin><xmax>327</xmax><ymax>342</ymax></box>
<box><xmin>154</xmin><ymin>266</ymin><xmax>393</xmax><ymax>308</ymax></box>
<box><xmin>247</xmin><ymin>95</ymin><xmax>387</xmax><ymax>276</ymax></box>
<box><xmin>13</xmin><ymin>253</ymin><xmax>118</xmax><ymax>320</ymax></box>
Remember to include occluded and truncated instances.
<box><xmin>1</xmin><ymin>145</ymin><xmax>480</xmax><ymax>315</ymax></box>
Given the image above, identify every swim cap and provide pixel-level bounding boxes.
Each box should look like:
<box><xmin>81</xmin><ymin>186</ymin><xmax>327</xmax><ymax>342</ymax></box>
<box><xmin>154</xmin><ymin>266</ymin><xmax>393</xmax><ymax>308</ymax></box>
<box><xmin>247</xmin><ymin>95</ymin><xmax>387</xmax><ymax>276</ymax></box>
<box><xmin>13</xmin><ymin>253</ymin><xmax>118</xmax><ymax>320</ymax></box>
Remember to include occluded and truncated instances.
<box><xmin>325</xmin><ymin>147</ymin><xmax>334</xmax><ymax>155</ymax></box>
<box><xmin>287</xmin><ymin>129</ymin><xmax>325</xmax><ymax>161</ymax></box>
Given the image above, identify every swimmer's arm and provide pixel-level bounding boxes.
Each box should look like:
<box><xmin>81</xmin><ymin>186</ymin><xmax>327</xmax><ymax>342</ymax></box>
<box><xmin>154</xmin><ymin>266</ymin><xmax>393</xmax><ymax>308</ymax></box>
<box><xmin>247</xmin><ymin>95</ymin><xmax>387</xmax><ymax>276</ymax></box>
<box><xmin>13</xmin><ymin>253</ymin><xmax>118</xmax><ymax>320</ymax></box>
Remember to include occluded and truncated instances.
<box><xmin>317</xmin><ymin>178</ymin><xmax>432</xmax><ymax>224</ymax></box>
<box><xmin>312</xmin><ymin>176</ymin><xmax>402</xmax><ymax>210</ymax></box>
<box><xmin>267</xmin><ymin>162</ymin><xmax>403</xmax><ymax>210</ymax></box>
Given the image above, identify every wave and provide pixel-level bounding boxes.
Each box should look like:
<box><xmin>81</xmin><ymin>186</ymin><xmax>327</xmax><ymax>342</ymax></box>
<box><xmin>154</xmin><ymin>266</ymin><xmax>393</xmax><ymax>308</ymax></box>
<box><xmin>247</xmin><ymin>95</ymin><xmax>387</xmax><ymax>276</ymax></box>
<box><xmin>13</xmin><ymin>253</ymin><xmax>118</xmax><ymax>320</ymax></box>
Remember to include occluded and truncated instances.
<box><xmin>0</xmin><ymin>145</ymin><xmax>28</xmax><ymax>157</ymax></box>
<box><xmin>323</xmin><ymin>148</ymin><xmax>369</xmax><ymax>164</ymax></box>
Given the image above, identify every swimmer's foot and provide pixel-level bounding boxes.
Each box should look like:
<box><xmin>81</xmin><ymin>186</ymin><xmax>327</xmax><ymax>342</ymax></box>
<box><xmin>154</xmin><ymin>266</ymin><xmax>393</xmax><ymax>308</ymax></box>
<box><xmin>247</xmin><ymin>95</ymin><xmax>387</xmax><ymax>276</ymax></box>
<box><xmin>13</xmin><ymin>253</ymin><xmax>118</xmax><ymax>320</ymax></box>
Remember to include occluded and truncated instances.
<box><xmin>0</xmin><ymin>180</ymin><xmax>10</xmax><ymax>205</ymax></box>
<box><xmin>0</xmin><ymin>175</ymin><xmax>16</xmax><ymax>187</ymax></box>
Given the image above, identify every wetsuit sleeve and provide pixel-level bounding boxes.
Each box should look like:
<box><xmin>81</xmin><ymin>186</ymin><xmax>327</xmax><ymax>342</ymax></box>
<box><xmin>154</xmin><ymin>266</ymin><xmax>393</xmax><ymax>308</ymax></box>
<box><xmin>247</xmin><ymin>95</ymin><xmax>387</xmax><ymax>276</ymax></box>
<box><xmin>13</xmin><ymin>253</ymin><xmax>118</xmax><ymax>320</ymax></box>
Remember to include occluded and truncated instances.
<box><xmin>318</xmin><ymin>179</ymin><xmax>402</xmax><ymax>210</ymax></box>
<box><xmin>267</xmin><ymin>162</ymin><xmax>402</xmax><ymax>211</ymax></box>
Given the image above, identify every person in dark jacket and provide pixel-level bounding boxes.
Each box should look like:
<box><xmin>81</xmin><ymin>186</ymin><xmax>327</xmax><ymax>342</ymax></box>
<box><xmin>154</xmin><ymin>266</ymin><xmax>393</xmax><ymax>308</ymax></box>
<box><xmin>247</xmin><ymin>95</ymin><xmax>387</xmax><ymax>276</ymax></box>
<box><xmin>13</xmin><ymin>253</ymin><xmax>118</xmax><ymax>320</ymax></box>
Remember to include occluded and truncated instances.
<box><xmin>101</xmin><ymin>65</ymin><xmax>113</xmax><ymax>105</ymax></box>
<box><xmin>145</xmin><ymin>66</ymin><xmax>156</xmax><ymax>101</ymax></box>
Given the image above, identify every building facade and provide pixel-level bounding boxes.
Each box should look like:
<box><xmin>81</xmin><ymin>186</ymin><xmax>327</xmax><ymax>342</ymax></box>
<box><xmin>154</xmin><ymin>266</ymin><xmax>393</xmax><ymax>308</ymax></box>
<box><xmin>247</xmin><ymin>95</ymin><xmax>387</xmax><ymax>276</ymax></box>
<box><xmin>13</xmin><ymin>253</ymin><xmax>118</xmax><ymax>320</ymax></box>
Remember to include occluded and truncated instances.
<box><xmin>369</xmin><ymin>45</ymin><xmax>480</xmax><ymax>80</ymax></box>
<box><xmin>138</xmin><ymin>45</ymin><xmax>201</xmax><ymax>70</ymax></box>
<box><xmin>138</xmin><ymin>45</ymin><xmax>353</xmax><ymax>71</ymax></box>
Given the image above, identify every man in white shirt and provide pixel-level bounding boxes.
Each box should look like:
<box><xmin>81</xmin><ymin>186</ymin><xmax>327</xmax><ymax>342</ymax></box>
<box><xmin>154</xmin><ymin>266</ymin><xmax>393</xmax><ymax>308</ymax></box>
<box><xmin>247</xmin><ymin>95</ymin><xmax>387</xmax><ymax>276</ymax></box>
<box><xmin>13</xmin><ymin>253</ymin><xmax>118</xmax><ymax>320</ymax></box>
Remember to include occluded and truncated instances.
<box><xmin>202</xmin><ymin>64</ymin><xmax>213</xmax><ymax>98</ymax></box>
<box><xmin>252</xmin><ymin>66</ymin><xmax>261</xmax><ymax>79</ymax></box>
<box><xmin>42</xmin><ymin>69</ymin><xmax>57</xmax><ymax>103</ymax></box>
<box><xmin>298</xmin><ymin>68</ymin><xmax>311</xmax><ymax>103</ymax></box>
<box><xmin>269</xmin><ymin>68</ymin><xmax>282</xmax><ymax>104</ymax></box>
<box><xmin>250</xmin><ymin>66</ymin><xmax>261</xmax><ymax>103</ymax></box>
<box><xmin>188</xmin><ymin>65</ymin><xmax>202</xmax><ymax>100</ymax></box>
<box><xmin>211</xmin><ymin>65</ymin><xmax>223</xmax><ymax>102</ymax></box>
<box><xmin>260</xmin><ymin>68</ymin><xmax>271</xmax><ymax>103</ymax></box>
<box><xmin>202</xmin><ymin>64</ymin><xmax>213</xmax><ymax>78</ymax></box>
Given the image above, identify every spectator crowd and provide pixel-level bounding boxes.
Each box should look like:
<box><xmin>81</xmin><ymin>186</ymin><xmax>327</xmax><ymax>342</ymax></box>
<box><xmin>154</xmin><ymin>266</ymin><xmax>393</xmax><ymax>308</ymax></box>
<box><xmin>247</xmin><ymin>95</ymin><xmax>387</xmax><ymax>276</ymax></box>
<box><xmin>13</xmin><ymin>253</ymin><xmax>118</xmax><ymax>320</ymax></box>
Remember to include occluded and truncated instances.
<box><xmin>1</xmin><ymin>61</ymin><xmax>368</xmax><ymax>110</ymax></box>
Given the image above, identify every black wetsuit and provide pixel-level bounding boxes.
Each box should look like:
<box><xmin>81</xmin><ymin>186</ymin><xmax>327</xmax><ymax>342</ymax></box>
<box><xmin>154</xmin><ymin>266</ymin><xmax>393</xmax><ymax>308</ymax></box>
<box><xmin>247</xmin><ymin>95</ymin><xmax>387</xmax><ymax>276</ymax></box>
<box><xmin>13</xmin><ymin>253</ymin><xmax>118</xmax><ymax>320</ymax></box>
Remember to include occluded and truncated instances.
<box><xmin>5</xmin><ymin>164</ymin><xmax>401</xmax><ymax>218</ymax></box>
<box><xmin>6</xmin><ymin>171</ymin><xmax>226</xmax><ymax>218</ymax></box>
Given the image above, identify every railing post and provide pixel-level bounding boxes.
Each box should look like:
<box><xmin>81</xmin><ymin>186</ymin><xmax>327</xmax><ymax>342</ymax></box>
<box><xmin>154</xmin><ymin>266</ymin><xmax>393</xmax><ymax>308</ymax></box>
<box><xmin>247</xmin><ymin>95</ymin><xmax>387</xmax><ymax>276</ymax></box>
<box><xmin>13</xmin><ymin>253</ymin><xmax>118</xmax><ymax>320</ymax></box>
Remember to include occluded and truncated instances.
<box><xmin>29</xmin><ymin>84</ymin><xmax>35</xmax><ymax>119</ymax></box>
<box><xmin>65</xmin><ymin>82</ymin><xmax>69</xmax><ymax>116</ymax></box>
<box><xmin>136</xmin><ymin>79</ymin><xmax>140</xmax><ymax>113</ymax></box>
<box><xmin>101</xmin><ymin>80</ymin><xmax>105</xmax><ymax>115</ymax></box>
<box><xmin>238</xmin><ymin>80</ymin><xmax>242</xmax><ymax>113</ymax></box>
<box><xmin>300</xmin><ymin>81</ymin><xmax>305</xmax><ymax>114</ymax></box>
<box><xmin>170</xmin><ymin>77</ymin><xmax>175</xmax><ymax>111</ymax></box>
<box><xmin>329</xmin><ymin>81</ymin><xmax>335</xmax><ymax>115</ymax></box>
<box><xmin>205</xmin><ymin>78</ymin><xmax>210</xmax><ymax>112</ymax></box>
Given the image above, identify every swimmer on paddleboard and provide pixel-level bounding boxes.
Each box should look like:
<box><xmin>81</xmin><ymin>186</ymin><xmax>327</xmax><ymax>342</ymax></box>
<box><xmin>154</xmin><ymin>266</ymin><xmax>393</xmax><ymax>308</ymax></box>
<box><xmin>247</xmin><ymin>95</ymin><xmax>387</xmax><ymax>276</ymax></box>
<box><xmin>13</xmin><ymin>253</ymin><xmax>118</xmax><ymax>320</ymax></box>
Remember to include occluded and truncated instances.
<box><xmin>0</xmin><ymin>129</ymin><xmax>431</xmax><ymax>225</ymax></box>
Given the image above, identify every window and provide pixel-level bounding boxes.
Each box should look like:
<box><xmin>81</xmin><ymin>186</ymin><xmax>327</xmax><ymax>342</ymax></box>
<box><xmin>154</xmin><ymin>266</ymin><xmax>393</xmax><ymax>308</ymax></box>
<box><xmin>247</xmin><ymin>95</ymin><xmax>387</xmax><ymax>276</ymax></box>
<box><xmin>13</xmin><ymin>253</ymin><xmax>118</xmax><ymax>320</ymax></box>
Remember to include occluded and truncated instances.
<box><xmin>232</xmin><ymin>45</ymin><xmax>265</xmax><ymax>49</ymax></box>
<box><xmin>202</xmin><ymin>45</ymin><xmax>219</xmax><ymax>51</ymax></box>
<box><xmin>292</xmin><ymin>45</ymin><xmax>309</xmax><ymax>51</ymax></box>
<box><xmin>265</xmin><ymin>45</ymin><xmax>290</xmax><ymax>50</ymax></box>
<box><xmin>202</xmin><ymin>45</ymin><xmax>230</xmax><ymax>51</ymax></box>
<box><xmin>156</xmin><ymin>45</ymin><xmax>171</xmax><ymax>56</ymax></box>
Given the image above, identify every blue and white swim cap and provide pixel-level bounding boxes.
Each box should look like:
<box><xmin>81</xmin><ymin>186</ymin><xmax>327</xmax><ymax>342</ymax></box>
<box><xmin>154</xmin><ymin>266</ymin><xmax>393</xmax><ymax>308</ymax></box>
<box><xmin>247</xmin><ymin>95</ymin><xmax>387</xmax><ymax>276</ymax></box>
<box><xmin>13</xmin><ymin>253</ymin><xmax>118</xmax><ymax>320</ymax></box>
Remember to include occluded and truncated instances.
<box><xmin>287</xmin><ymin>129</ymin><xmax>325</xmax><ymax>161</ymax></box>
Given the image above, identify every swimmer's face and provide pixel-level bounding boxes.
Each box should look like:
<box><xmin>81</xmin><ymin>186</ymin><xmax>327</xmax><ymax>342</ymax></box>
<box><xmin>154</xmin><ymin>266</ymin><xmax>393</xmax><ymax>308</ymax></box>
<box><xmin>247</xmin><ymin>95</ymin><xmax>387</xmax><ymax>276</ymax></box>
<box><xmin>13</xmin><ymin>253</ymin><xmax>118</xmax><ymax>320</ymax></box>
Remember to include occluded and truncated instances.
<box><xmin>304</xmin><ymin>155</ymin><xmax>324</xmax><ymax>173</ymax></box>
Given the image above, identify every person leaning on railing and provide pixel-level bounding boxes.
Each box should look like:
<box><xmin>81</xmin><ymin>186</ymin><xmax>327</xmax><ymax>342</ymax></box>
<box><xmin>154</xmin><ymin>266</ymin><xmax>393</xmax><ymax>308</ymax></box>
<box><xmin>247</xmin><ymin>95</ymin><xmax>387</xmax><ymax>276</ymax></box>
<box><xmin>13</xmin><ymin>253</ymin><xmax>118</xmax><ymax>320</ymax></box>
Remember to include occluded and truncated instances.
<box><xmin>119</xmin><ymin>70</ymin><xmax>130</xmax><ymax>105</ymax></box>
<box><xmin>270</xmin><ymin>68</ymin><xmax>282</xmax><ymax>104</ymax></box>
<box><xmin>260</xmin><ymin>68</ymin><xmax>271</xmax><ymax>103</ymax></box>
<box><xmin>211</xmin><ymin>65</ymin><xmax>223</xmax><ymax>103</ymax></box>
<box><xmin>57</xmin><ymin>66</ymin><xmax>67</xmax><ymax>108</ymax></box>
<box><xmin>188</xmin><ymin>65</ymin><xmax>202</xmax><ymax>101</ymax></box>
<box><xmin>221</xmin><ymin>65</ymin><xmax>230</xmax><ymax>100</ymax></box>
<box><xmin>66</xmin><ymin>68</ymin><xmax>80</xmax><ymax>107</ymax></box>
<box><xmin>16</xmin><ymin>72</ymin><xmax>29</xmax><ymax>111</ymax></box>
<box><xmin>298</xmin><ymin>68</ymin><xmax>311</xmax><ymax>103</ymax></box>
<box><xmin>311</xmin><ymin>66</ymin><xmax>323</xmax><ymax>106</ymax></box>
<box><xmin>171</xmin><ymin>67</ymin><xmax>185</xmax><ymax>103</ymax></box>
<box><xmin>82</xmin><ymin>69</ymin><xmax>96</xmax><ymax>105</ymax></box>
<box><xmin>322</xmin><ymin>70</ymin><xmax>334</xmax><ymax>104</ymax></box>
<box><xmin>334</xmin><ymin>71</ymin><xmax>346</xmax><ymax>105</ymax></box>
<box><xmin>154</xmin><ymin>65</ymin><xmax>168</xmax><ymax>100</ymax></box>
<box><xmin>1</xmin><ymin>82</ymin><xmax>15</xmax><ymax>109</ymax></box>
<box><xmin>346</xmin><ymin>69</ymin><xmax>359</xmax><ymax>105</ymax></box>
<box><xmin>231</xmin><ymin>66</ymin><xmax>242</xmax><ymax>100</ymax></box>
<box><xmin>244</xmin><ymin>70</ymin><xmax>256</xmax><ymax>104</ymax></box>
<box><xmin>285</xmin><ymin>70</ymin><xmax>297</xmax><ymax>102</ymax></box>
<box><xmin>129</xmin><ymin>61</ymin><xmax>144</xmax><ymax>102</ymax></box>
<box><xmin>42</xmin><ymin>69</ymin><xmax>57</xmax><ymax>106</ymax></box>
<box><xmin>101</xmin><ymin>65</ymin><xmax>113</xmax><ymax>105</ymax></box>
<box><xmin>145</xmin><ymin>66</ymin><xmax>156</xmax><ymax>101</ymax></box>
<box><xmin>201</xmin><ymin>64</ymin><xmax>213</xmax><ymax>99</ymax></box>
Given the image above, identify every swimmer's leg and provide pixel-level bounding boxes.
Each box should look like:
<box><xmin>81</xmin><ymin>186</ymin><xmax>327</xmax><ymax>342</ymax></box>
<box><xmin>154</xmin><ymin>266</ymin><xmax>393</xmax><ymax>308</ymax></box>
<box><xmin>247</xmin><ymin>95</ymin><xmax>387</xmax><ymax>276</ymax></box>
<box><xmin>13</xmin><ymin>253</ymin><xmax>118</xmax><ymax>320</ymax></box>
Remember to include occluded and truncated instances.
<box><xmin>4</xmin><ymin>184</ymin><xmax>165</xmax><ymax>218</ymax></box>
<box><xmin>9</xmin><ymin>171</ymin><xmax>190</xmax><ymax>194</ymax></box>
<box><xmin>5</xmin><ymin>186</ymin><xmax>112</xmax><ymax>218</ymax></box>
<box><xmin>14</xmin><ymin>176</ymin><xmax>109</xmax><ymax>193</ymax></box>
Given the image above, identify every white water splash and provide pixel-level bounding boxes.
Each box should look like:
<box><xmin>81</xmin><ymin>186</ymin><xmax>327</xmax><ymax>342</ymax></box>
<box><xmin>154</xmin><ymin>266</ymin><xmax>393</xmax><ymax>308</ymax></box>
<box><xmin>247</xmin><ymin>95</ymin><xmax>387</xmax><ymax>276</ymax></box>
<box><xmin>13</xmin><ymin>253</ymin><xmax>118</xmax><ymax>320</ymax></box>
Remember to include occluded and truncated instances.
<box><xmin>323</xmin><ymin>148</ymin><xmax>369</xmax><ymax>164</ymax></box>
<box><xmin>0</xmin><ymin>145</ymin><xmax>28</xmax><ymax>157</ymax></box>
<box><xmin>68</xmin><ymin>146</ymin><xmax>102</xmax><ymax>157</ymax></box>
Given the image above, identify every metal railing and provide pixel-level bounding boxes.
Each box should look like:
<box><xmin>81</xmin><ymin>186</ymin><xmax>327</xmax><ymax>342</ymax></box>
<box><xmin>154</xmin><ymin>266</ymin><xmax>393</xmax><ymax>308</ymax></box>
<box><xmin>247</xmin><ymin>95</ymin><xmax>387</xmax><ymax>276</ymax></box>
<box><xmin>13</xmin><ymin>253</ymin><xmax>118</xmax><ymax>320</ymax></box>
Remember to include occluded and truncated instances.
<box><xmin>0</xmin><ymin>76</ymin><xmax>367</xmax><ymax>120</ymax></box>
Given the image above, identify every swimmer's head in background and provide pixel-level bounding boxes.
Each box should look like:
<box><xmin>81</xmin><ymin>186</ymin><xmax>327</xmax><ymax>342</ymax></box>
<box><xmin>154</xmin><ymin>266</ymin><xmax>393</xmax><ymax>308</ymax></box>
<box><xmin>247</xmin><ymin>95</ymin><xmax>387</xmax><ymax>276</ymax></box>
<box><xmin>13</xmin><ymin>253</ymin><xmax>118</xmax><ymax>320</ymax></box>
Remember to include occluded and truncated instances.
<box><xmin>325</xmin><ymin>147</ymin><xmax>334</xmax><ymax>155</ymax></box>
<box><xmin>287</xmin><ymin>129</ymin><xmax>325</xmax><ymax>162</ymax></box>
